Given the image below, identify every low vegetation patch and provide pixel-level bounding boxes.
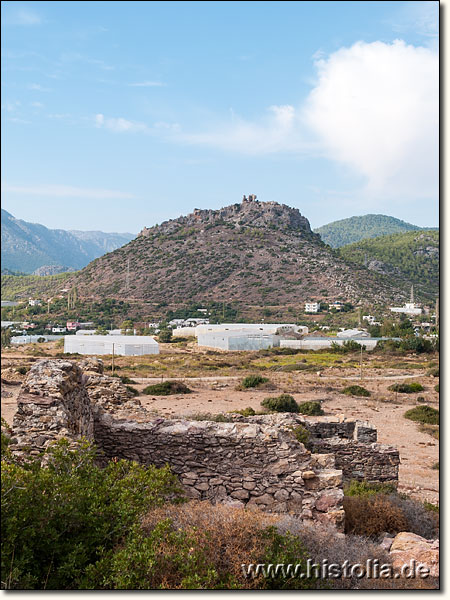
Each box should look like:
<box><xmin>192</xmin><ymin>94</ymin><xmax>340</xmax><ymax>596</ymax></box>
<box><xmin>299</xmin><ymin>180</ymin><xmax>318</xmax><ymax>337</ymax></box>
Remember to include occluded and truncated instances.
<box><xmin>238</xmin><ymin>375</ymin><xmax>269</xmax><ymax>389</ymax></box>
<box><xmin>404</xmin><ymin>405</ymin><xmax>439</xmax><ymax>425</ymax></box>
<box><xmin>297</xmin><ymin>401</ymin><xmax>324</xmax><ymax>416</ymax></box>
<box><xmin>419</xmin><ymin>424</ymin><xmax>439</xmax><ymax>440</ymax></box>
<box><xmin>290</xmin><ymin>425</ymin><xmax>311</xmax><ymax>448</ymax></box>
<box><xmin>427</xmin><ymin>367</ymin><xmax>439</xmax><ymax>377</ymax></box>
<box><xmin>233</xmin><ymin>407</ymin><xmax>256</xmax><ymax>417</ymax></box>
<box><xmin>126</xmin><ymin>385</ymin><xmax>139</xmax><ymax>397</ymax></box>
<box><xmin>342</xmin><ymin>385</ymin><xmax>371</xmax><ymax>397</ymax></box>
<box><xmin>344</xmin><ymin>480</ymin><xmax>396</xmax><ymax>497</ymax></box>
<box><xmin>143</xmin><ymin>381</ymin><xmax>192</xmax><ymax>396</ymax></box>
<box><xmin>388</xmin><ymin>382</ymin><xmax>424</xmax><ymax>393</ymax></box>
<box><xmin>261</xmin><ymin>394</ymin><xmax>299</xmax><ymax>413</ymax></box>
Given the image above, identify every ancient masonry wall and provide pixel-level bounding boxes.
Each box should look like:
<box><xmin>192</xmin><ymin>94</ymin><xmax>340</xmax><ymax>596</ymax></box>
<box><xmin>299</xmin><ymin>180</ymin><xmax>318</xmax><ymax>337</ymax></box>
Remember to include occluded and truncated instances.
<box><xmin>9</xmin><ymin>359</ymin><xmax>400</xmax><ymax>530</ymax></box>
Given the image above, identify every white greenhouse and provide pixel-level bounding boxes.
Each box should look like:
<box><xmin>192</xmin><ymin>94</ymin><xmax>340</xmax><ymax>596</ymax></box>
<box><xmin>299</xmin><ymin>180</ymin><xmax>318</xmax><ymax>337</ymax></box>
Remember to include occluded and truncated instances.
<box><xmin>64</xmin><ymin>335</ymin><xmax>159</xmax><ymax>356</ymax></box>
<box><xmin>197</xmin><ymin>331</ymin><xmax>280</xmax><ymax>351</ymax></box>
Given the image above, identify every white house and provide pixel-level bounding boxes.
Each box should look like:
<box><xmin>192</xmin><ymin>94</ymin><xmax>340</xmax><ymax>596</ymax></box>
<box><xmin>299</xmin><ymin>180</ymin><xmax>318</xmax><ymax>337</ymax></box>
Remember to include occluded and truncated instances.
<box><xmin>305</xmin><ymin>302</ymin><xmax>320</xmax><ymax>313</ymax></box>
<box><xmin>390</xmin><ymin>302</ymin><xmax>422</xmax><ymax>316</ymax></box>
<box><xmin>28</xmin><ymin>299</ymin><xmax>42</xmax><ymax>307</ymax></box>
<box><xmin>329</xmin><ymin>301</ymin><xmax>344</xmax><ymax>311</ymax></box>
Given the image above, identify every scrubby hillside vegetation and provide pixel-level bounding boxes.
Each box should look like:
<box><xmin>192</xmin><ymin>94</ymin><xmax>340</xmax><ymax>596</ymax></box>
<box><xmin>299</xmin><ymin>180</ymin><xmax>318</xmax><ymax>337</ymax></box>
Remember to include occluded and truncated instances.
<box><xmin>338</xmin><ymin>230</ymin><xmax>439</xmax><ymax>299</ymax></box>
<box><xmin>314</xmin><ymin>215</ymin><xmax>435</xmax><ymax>248</ymax></box>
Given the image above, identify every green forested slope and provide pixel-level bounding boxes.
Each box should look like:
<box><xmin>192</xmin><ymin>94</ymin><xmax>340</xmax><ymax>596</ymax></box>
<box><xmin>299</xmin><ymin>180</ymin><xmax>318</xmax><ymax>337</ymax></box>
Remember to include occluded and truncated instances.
<box><xmin>339</xmin><ymin>230</ymin><xmax>439</xmax><ymax>299</ymax></box>
<box><xmin>314</xmin><ymin>214</ymin><xmax>434</xmax><ymax>248</ymax></box>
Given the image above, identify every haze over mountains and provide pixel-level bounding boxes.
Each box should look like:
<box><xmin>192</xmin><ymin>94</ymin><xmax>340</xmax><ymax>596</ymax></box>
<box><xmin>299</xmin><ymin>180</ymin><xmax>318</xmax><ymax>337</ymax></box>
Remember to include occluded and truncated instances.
<box><xmin>314</xmin><ymin>214</ymin><xmax>437</xmax><ymax>248</ymax></box>
<box><xmin>1</xmin><ymin>209</ymin><xmax>134</xmax><ymax>275</ymax></box>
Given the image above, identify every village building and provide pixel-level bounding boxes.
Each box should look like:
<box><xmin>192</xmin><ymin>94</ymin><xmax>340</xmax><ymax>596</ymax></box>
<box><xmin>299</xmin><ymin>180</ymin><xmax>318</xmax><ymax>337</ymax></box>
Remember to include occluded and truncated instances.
<box><xmin>305</xmin><ymin>302</ymin><xmax>320</xmax><ymax>313</ymax></box>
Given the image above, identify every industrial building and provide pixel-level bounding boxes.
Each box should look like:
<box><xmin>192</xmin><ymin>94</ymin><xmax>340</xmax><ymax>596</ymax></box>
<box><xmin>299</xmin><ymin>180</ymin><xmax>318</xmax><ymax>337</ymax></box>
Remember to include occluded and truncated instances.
<box><xmin>280</xmin><ymin>337</ymin><xmax>393</xmax><ymax>351</ymax></box>
<box><xmin>64</xmin><ymin>335</ymin><xmax>159</xmax><ymax>356</ymax></box>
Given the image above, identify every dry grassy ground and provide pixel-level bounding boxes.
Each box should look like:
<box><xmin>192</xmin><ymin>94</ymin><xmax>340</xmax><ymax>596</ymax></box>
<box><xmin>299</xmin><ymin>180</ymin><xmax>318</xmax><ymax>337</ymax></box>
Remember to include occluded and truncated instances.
<box><xmin>2</xmin><ymin>341</ymin><xmax>439</xmax><ymax>505</ymax></box>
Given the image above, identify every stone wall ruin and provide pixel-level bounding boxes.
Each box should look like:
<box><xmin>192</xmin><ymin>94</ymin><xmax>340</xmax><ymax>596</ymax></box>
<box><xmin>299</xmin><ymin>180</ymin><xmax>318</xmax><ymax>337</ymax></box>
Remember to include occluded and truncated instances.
<box><xmin>8</xmin><ymin>359</ymin><xmax>400</xmax><ymax>531</ymax></box>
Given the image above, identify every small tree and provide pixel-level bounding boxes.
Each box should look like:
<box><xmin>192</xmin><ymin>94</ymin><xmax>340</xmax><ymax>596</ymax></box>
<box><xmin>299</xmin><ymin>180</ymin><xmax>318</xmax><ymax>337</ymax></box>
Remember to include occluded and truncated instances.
<box><xmin>158</xmin><ymin>328</ymin><xmax>173</xmax><ymax>343</ymax></box>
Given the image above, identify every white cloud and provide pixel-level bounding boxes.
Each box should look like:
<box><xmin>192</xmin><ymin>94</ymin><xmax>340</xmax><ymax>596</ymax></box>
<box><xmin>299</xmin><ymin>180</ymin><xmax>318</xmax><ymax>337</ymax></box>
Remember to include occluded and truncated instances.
<box><xmin>30</xmin><ymin>101</ymin><xmax>44</xmax><ymax>108</ymax></box>
<box><xmin>128</xmin><ymin>81</ymin><xmax>165</xmax><ymax>87</ymax></box>
<box><xmin>5</xmin><ymin>9</ymin><xmax>41</xmax><ymax>26</ymax></box>
<box><xmin>302</xmin><ymin>39</ymin><xmax>438</xmax><ymax>199</ymax></box>
<box><xmin>2</xmin><ymin>184</ymin><xmax>136</xmax><ymax>200</ymax></box>
<box><xmin>95</xmin><ymin>113</ymin><xmax>149</xmax><ymax>133</ymax></box>
<box><xmin>173</xmin><ymin>39</ymin><xmax>437</xmax><ymax>200</ymax></box>
<box><xmin>176</xmin><ymin>104</ymin><xmax>307</xmax><ymax>155</ymax></box>
<box><xmin>28</xmin><ymin>83</ymin><xmax>51</xmax><ymax>92</ymax></box>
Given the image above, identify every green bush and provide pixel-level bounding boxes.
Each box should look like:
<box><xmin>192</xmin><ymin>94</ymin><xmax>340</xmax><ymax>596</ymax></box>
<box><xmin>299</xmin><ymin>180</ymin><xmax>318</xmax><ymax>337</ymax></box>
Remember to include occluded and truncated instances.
<box><xmin>291</xmin><ymin>425</ymin><xmax>311</xmax><ymax>448</ymax></box>
<box><xmin>143</xmin><ymin>381</ymin><xmax>192</xmax><ymax>396</ymax></box>
<box><xmin>16</xmin><ymin>366</ymin><xmax>28</xmax><ymax>375</ymax></box>
<box><xmin>344</xmin><ymin>480</ymin><xmax>397</xmax><ymax>497</ymax></box>
<box><xmin>343</xmin><ymin>385</ymin><xmax>371</xmax><ymax>397</ymax></box>
<box><xmin>1</xmin><ymin>439</ymin><xmax>183</xmax><ymax>589</ymax></box>
<box><xmin>261</xmin><ymin>394</ymin><xmax>299</xmax><ymax>413</ymax></box>
<box><xmin>404</xmin><ymin>405</ymin><xmax>439</xmax><ymax>425</ymax></box>
<box><xmin>428</xmin><ymin>367</ymin><xmax>439</xmax><ymax>377</ymax></box>
<box><xmin>126</xmin><ymin>385</ymin><xmax>139</xmax><ymax>397</ymax></box>
<box><xmin>297</xmin><ymin>401</ymin><xmax>324</xmax><ymax>416</ymax></box>
<box><xmin>233</xmin><ymin>407</ymin><xmax>256</xmax><ymax>417</ymax></box>
<box><xmin>120</xmin><ymin>376</ymin><xmax>137</xmax><ymax>384</ymax></box>
<box><xmin>240</xmin><ymin>375</ymin><xmax>269</xmax><ymax>389</ymax></box>
<box><xmin>435</xmin><ymin>383</ymin><xmax>439</xmax><ymax>393</ymax></box>
<box><xmin>388</xmin><ymin>382</ymin><xmax>424</xmax><ymax>393</ymax></box>
<box><xmin>158</xmin><ymin>328</ymin><xmax>173</xmax><ymax>343</ymax></box>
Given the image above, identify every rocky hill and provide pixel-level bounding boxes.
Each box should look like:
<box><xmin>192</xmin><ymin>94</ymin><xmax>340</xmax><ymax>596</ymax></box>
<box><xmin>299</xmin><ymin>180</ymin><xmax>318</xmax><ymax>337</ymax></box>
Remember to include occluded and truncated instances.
<box><xmin>63</xmin><ymin>197</ymin><xmax>410</xmax><ymax>306</ymax></box>
<box><xmin>314</xmin><ymin>214</ymin><xmax>436</xmax><ymax>248</ymax></box>
<box><xmin>1</xmin><ymin>209</ymin><xmax>134</xmax><ymax>274</ymax></box>
<box><xmin>339</xmin><ymin>230</ymin><xmax>439</xmax><ymax>300</ymax></box>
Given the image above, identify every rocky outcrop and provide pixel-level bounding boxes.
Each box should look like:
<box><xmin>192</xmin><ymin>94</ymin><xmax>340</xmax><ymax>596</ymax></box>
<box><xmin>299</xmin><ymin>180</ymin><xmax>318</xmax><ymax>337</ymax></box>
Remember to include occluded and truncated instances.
<box><xmin>390</xmin><ymin>532</ymin><xmax>439</xmax><ymax>578</ymax></box>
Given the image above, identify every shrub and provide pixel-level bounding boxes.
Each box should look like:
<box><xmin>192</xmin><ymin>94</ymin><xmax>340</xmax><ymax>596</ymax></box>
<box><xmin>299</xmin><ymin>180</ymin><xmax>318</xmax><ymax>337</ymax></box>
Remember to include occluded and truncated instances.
<box><xmin>126</xmin><ymin>385</ymin><xmax>139</xmax><ymax>397</ymax></box>
<box><xmin>419</xmin><ymin>423</ymin><xmax>439</xmax><ymax>439</ymax></box>
<box><xmin>120</xmin><ymin>376</ymin><xmax>137</xmax><ymax>384</ymax></box>
<box><xmin>261</xmin><ymin>394</ymin><xmax>299</xmax><ymax>413</ymax></box>
<box><xmin>240</xmin><ymin>375</ymin><xmax>269</xmax><ymax>389</ymax></box>
<box><xmin>344</xmin><ymin>480</ymin><xmax>396</xmax><ymax>497</ymax></box>
<box><xmin>291</xmin><ymin>425</ymin><xmax>311</xmax><ymax>448</ymax></box>
<box><xmin>416</xmin><ymin>396</ymin><xmax>426</xmax><ymax>403</ymax></box>
<box><xmin>432</xmin><ymin>462</ymin><xmax>439</xmax><ymax>470</ymax></box>
<box><xmin>428</xmin><ymin>367</ymin><xmax>439</xmax><ymax>377</ymax></box>
<box><xmin>187</xmin><ymin>413</ymin><xmax>233</xmax><ymax>423</ymax></box>
<box><xmin>1</xmin><ymin>439</ymin><xmax>183</xmax><ymax>589</ymax></box>
<box><xmin>386</xmin><ymin>495</ymin><xmax>439</xmax><ymax>539</ymax></box>
<box><xmin>435</xmin><ymin>383</ymin><xmax>439</xmax><ymax>393</ymax></box>
<box><xmin>404</xmin><ymin>405</ymin><xmax>439</xmax><ymax>425</ymax></box>
<box><xmin>158</xmin><ymin>328</ymin><xmax>173</xmax><ymax>343</ymax></box>
<box><xmin>16</xmin><ymin>366</ymin><xmax>28</xmax><ymax>375</ymax></box>
<box><xmin>342</xmin><ymin>385</ymin><xmax>371</xmax><ymax>397</ymax></box>
<box><xmin>143</xmin><ymin>381</ymin><xmax>192</xmax><ymax>396</ymax></box>
<box><xmin>297</xmin><ymin>401</ymin><xmax>324</xmax><ymax>416</ymax></box>
<box><xmin>233</xmin><ymin>407</ymin><xmax>256</xmax><ymax>417</ymax></box>
<box><xmin>330</xmin><ymin>340</ymin><xmax>363</xmax><ymax>353</ymax></box>
<box><xmin>388</xmin><ymin>382</ymin><xmax>424</xmax><ymax>393</ymax></box>
<box><xmin>84</xmin><ymin>501</ymin><xmax>317</xmax><ymax>590</ymax></box>
<box><xmin>343</xmin><ymin>495</ymin><xmax>408</xmax><ymax>537</ymax></box>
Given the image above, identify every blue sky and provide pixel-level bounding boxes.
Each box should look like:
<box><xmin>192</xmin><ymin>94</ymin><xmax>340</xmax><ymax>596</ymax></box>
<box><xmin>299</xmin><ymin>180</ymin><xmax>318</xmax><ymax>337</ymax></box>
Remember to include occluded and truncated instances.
<box><xmin>1</xmin><ymin>1</ymin><xmax>439</xmax><ymax>233</ymax></box>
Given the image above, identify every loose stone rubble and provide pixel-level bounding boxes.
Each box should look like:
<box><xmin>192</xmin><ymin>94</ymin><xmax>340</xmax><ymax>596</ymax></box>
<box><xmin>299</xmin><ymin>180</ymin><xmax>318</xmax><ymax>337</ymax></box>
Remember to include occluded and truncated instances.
<box><xmin>8</xmin><ymin>359</ymin><xmax>401</xmax><ymax>531</ymax></box>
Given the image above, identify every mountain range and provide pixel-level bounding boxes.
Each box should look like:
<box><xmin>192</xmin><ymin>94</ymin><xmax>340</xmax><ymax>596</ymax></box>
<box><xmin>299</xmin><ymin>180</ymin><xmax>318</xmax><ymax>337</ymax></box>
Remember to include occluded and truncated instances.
<box><xmin>1</xmin><ymin>209</ymin><xmax>134</xmax><ymax>275</ymax></box>
<box><xmin>314</xmin><ymin>214</ymin><xmax>437</xmax><ymax>248</ymax></box>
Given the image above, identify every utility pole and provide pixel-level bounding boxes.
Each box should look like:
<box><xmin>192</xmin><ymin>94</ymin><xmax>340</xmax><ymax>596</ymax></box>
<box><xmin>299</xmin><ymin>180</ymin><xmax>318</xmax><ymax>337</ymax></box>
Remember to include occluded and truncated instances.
<box><xmin>111</xmin><ymin>343</ymin><xmax>115</xmax><ymax>376</ymax></box>
<box><xmin>126</xmin><ymin>258</ymin><xmax>130</xmax><ymax>291</ymax></box>
<box><xmin>360</xmin><ymin>345</ymin><xmax>363</xmax><ymax>380</ymax></box>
